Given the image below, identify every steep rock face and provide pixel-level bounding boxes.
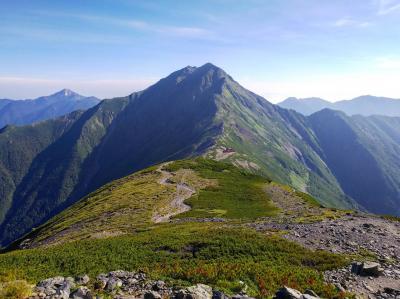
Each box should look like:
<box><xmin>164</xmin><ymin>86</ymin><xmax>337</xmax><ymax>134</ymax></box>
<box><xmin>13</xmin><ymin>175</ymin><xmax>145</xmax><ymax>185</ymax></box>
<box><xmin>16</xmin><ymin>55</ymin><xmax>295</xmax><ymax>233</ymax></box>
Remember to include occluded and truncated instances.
<box><xmin>0</xmin><ymin>89</ymin><xmax>100</xmax><ymax>128</ymax></box>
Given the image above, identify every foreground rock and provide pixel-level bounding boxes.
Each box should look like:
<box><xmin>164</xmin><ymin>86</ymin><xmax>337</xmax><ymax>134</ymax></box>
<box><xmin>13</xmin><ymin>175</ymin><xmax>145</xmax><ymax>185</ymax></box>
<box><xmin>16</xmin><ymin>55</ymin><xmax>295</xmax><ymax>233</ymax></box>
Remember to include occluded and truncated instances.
<box><xmin>273</xmin><ymin>286</ymin><xmax>319</xmax><ymax>299</ymax></box>
<box><xmin>351</xmin><ymin>261</ymin><xmax>384</xmax><ymax>277</ymax></box>
<box><xmin>30</xmin><ymin>271</ymin><xmax>324</xmax><ymax>299</ymax></box>
<box><xmin>29</xmin><ymin>271</ymin><xmax>231</xmax><ymax>299</ymax></box>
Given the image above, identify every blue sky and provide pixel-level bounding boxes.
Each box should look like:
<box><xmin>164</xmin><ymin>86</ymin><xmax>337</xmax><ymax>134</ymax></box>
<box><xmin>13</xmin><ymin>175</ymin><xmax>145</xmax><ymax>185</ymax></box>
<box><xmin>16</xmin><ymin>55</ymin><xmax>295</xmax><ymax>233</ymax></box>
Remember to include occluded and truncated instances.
<box><xmin>1</xmin><ymin>0</ymin><xmax>400</xmax><ymax>102</ymax></box>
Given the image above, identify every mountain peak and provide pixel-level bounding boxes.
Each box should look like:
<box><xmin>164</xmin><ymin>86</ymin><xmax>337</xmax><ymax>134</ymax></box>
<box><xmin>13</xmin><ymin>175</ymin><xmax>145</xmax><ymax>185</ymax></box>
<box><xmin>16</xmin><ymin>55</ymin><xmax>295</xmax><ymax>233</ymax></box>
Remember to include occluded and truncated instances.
<box><xmin>51</xmin><ymin>89</ymin><xmax>79</xmax><ymax>98</ymax></box>
<box><xmin>198</xmin><ymin>63</ymin><xmax>228</xmax><ymax>76</ymax></box>
<box><xmin>199</xmin><ymin>62</ymin><xmax>220</xmax><ymax>70</ymax></box>
<box><xmin>175</xmin><ymin>63</ymin><xmax>227</xmax><ymax>77</ymax></box>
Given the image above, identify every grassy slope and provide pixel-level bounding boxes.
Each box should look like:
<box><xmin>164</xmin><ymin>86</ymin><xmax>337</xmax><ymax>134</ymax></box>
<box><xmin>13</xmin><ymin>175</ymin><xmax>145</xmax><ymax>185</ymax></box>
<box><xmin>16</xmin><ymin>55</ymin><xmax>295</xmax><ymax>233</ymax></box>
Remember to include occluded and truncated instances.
<box><xmin>0</xmin><ymin>159</ymin><xmax>350</xmax><ymax>298</ymax></box>
<box><xmin>164</xmin><ymin>159</ymin><xmax>278</xmax><ymax>219</ymax></box>
<box><xmin>15</xmin><ymin>166</ymin><xmax>172</xmax><ymax>246</ymax></box>
<box><xmin>11</xmin><ymin>159</ymin><xmax>277</xmax><ymax>247</ymax></box>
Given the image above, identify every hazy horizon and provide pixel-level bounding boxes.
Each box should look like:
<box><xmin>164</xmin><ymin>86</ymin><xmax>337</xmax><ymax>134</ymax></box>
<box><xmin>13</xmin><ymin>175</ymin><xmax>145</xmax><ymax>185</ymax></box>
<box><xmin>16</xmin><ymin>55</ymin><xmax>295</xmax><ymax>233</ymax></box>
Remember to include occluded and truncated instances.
<box><xmin>2</xmin><ymin>79</ymin><xmax>400</xmax><ymax>105</ymax></box>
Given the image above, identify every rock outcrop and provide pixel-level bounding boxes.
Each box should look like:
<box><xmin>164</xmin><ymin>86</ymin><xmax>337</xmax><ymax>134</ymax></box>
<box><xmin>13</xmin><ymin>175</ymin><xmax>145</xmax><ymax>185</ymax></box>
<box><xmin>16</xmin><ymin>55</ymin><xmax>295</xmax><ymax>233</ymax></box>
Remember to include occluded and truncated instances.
<box><xmin>29</xmin><ymin>271</ymin><xmax>323</xmax><ymax>299</ymax></box>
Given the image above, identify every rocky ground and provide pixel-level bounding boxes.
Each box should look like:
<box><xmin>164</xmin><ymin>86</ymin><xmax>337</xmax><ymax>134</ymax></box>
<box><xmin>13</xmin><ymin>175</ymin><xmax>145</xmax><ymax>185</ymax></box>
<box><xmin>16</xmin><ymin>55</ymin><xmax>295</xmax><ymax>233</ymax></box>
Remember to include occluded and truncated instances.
<box><xmin>251</xmin><ymin>215</ymin><xmax>400</xmax><ymax>298</ymax></box>
<box><xmin>252</xmin><ymin>183</ymin><xmax>400</xmax><ymax>298</ymax></box>
<box><xmin>28</xmin><ymin>270</ymin><xmax>320</xmax><ymax>299</ymax></box>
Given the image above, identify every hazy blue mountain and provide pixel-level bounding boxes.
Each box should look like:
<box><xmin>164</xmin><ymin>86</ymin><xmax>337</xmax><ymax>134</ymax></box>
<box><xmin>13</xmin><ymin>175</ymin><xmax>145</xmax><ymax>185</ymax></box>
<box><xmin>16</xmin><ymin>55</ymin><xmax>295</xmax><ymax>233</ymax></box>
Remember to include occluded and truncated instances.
<box><xmin>335</xmin><ymin>96</ymin><xmax>400</xmax><ymax>117</ymax></box>
<box><xmin>1</xmin><ymin>64</ymin><xmax>400</xmax><ymax>247</ymax></box>
<box><xmin>0</xmin><ymin>89</ymin><xmax>100</xmax><ymax>128</ymax></box>
<box><xmin>278</xmin><ymin>95</ymin><xmax>400</xmax><ymax>116</ymax></box>
<box><xmin>278</xmin><ymin>97</ymin><xmax>333</xmax><ymax>115</ymax></box>
<box><xmin>0</xmin><ymin>99</ymin><xmax>12</xmax><ymax>110</ymax></box>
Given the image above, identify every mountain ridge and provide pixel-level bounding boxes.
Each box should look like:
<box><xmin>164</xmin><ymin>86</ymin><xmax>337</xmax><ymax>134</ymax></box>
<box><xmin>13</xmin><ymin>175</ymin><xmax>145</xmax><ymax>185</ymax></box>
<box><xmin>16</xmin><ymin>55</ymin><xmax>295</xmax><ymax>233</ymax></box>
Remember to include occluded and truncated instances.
<box><xmin>279</xmin><ymin>95</ymin><xmax>400</xmax><ymax>116</ymax></box>
<box><xmin>1</xmin><ymin>63</ymin><xmax>400</xmax><ymax>247</ymax></box>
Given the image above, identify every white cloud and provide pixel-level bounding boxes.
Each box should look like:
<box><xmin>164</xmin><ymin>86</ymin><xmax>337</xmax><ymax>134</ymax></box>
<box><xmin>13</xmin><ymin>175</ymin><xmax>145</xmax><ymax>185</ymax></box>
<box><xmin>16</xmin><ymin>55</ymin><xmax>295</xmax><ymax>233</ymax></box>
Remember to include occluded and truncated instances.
<box><xmin>32</xmin><ymin>11</ymin><xmax>215</xmax><ymax>40</ymax></box>
<box><xmin>378</xmin><ymin>0</ymin><xmax>400</xmax><ymax>15</ymax></box>
<box><xmin>0</xmin><ymin>77</ymin><xmax>156</xmax><ymax>100</ymax></box>
<box><xmin>333</xmin><ymin>18</ymin><xmax>371</xmax><ymax>28</ymax></box>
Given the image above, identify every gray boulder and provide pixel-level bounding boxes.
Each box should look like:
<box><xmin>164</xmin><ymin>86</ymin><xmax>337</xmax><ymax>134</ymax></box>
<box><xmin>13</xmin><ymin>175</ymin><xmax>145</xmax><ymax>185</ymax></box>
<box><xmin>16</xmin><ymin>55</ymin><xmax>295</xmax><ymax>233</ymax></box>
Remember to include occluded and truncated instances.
<box><xmin>56</xmin><ymin>281</ymin><xmax>72</xmax><ymax>299</ymax></box>
<box><xmin>360</xmin><ymin>262</ymin><xmax>383</xmax><ymax>277</ymax></box>
<box><xmin>175</xmin><ymin>284</ymin><xmax>213</xmax><ymax>299</ymax></box>
<box><xmin>105</xmin><ymin>277</ymin><xmax>123</xmax><ymax>292</ymax></box>
<box><xmin>351</xmin><ymin>261</ymin><xmax>383</xmax><ymax>277</ymax></box>
<box><xmin>76</xmin><ymin>274</ymin><xmax>90</xmax><ymax>285</ymax></box>
<box><xmin>274</xmin><ymin>286</ymin><xmax>302</xmax><ymax>299</ymax></box>
<box><xmin>35</xmin><ymin>276</ymin><xmax>75</xmax><ymax>298</ymax></box>
<box><xmin>303</xmin><ymin>290</ymin><xmax>318</xmax><ymax>297</ymax></box>
<box><xmin>37</xmin><ymin>276</ymin><xmax>65</xmax><ymax>289</ymax></box>
<box><xmin>70</xmin><ymin>286</ymin><xmax>93</xmax><ymax>299</ymax></box>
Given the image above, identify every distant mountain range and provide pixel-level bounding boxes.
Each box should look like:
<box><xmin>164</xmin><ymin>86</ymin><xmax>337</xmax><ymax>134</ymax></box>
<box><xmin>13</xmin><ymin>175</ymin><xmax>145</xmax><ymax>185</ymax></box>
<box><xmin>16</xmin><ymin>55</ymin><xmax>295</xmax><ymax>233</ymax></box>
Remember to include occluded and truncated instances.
<box><xmin>278</xmin><ymin>96</ymin><xmax>400</xmax><ymax>116</ymax></box>
<box><xmin>1</xmin><ymin>63</ymin><xmax>400</xmax><ymax>247</ymax></box>
<box><xmin>0</xmin><ymin>89</ymin><xmax>100</xmax><ymax>128</ymax></box>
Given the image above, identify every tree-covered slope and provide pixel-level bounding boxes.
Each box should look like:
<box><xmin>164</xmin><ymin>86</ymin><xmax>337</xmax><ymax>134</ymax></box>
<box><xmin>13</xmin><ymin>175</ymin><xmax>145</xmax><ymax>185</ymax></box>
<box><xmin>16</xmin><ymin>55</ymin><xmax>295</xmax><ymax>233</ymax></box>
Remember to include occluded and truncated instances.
<box><xmin>0</xmin><ymin>89</ymin><xmax>100</xmax><ymax>128</ymax></box>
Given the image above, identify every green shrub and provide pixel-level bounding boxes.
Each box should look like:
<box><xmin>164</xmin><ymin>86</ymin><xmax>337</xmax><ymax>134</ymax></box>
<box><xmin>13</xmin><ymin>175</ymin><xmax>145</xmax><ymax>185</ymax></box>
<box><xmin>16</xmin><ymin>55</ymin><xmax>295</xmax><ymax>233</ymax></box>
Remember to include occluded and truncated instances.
<box><xmin>0</xmin><ymin>223</ymin><xmax>348</xmax><ymax>298</ymax></box>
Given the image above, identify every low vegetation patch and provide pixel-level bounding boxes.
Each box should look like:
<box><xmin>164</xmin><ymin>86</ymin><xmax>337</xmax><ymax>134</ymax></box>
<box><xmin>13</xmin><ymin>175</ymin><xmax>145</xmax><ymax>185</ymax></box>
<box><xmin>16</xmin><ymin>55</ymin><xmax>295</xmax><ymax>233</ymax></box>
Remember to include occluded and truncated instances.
<box><xmin>164</xmin><ymin>158</ymin><xmax>279</xmax><ymax>219</ymax></box>
<box><xmin>0</xmin><ymin>223</ymin><xmax>348</xmax><ymax>298</ymax></box>
<box><xmin>0</xmin><ymin>270</ymin><xmax>31</xmax><ymax>299</ymax></box>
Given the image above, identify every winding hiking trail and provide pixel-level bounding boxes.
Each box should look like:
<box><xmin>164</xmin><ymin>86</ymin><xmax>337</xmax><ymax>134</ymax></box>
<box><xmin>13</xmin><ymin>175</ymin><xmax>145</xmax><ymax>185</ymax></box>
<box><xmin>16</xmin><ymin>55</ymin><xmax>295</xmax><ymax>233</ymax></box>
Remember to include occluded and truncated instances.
<box><xmin>152</xmin><ymin>164</ymin><xmax>194</xmax><ymax>223</ymax></box>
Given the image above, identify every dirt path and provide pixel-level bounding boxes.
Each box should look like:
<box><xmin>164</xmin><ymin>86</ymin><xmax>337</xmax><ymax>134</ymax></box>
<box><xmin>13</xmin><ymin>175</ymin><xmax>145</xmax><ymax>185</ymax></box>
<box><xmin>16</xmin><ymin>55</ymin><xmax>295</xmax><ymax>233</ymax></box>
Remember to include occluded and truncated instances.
<box><xmin>152</xmin><ymin>164</ymin><xmax>194</xmax><ymax>223</ymax></box>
